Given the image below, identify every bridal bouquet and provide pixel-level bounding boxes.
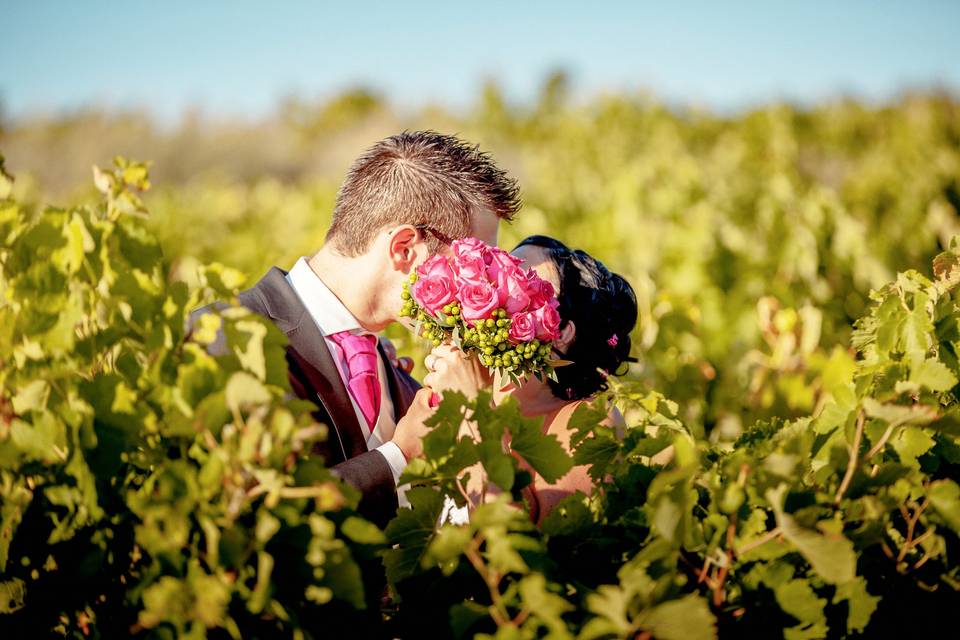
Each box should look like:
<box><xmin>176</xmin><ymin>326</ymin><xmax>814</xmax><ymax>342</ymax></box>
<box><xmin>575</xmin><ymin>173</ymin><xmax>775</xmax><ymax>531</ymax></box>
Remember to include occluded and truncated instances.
<box><xmin>400</xmin><ymin>237</ymin><xmax>562</xmax><ymax>383</ymax></box>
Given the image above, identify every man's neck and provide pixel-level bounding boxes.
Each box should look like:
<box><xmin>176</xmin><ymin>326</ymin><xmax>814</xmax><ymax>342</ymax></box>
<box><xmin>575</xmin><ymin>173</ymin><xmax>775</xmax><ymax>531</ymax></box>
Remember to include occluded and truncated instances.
<box><xmin>306</xmin><ymin>248</ymin><xmax>390</xmax><ymax>332</ymax></box>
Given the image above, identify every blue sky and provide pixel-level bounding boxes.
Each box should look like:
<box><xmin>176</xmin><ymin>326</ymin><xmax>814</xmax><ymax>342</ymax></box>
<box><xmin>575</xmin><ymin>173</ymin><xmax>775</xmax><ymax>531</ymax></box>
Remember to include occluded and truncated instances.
<box><xmin>2</xmin><ymin>1</ymin><xmax>959</xmax><ymax>122</ymax></box>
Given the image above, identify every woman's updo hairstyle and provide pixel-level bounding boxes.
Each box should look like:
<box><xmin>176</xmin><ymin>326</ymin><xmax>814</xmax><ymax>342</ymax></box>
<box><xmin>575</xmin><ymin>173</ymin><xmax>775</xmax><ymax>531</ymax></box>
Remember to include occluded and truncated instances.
<box><xmin>515</xmin><ymin>235</ymin><xmax>637</xmax><ymax>401</ymax></box>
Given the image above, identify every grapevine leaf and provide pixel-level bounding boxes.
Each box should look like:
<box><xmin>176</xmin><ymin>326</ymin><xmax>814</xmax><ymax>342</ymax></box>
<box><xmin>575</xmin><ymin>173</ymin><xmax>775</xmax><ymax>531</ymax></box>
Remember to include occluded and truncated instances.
<box><xmin>11</xmin><ymin>379</ymin><xmax>50</xmax><ymax>414</ymax></box>
<box><xmin>862</xmin><ymin>398</ymin><xmax>937</xmax><ymax>426</ymax></box>
<box><xmin>774</xmin><ymin>579</ymin><xmax>828</xmax><ymax>640</ymax></box>
<box><xmin>509</xmin><ymin>418</ymin><xmax>574</xmax><ymax>484</ymax></box>
<box><xmin>224</xmin><ymin>371</ymin><xmax>271</xmax><ymax>412</ymax></box>
<box><xmin>517</xmin><ymin>574</ymin><xmax>574</xmax><ymax>638</ymax></box>
<box><xmin>341</xmin><ymin>515</ymin><xmax>388</xmax><ymax>546</ymax></box>
<box><xmin>909</xmin><ymin>358</ymin><xmax>958</xmax><ymax>392</ymax></box>
<box><xmin>0</xmin><ymin>578</ymin><xmax>26</xmax><ymax>614</ymax></box>
<box><xmin>767</xmin><ymin>485</ymin><xmax>856</xmax><ymax>584</ymax></box>
<box><xmin>382</xmin><ymin>487</ymin><xmax>445</xmax><ymax>583</ymax></box>
<box><xmin>635</xmin><ymin>594</ymin><xmax>716</xmax><ymax>640</ymax></box>
<box><xmin>832</xmin><ymin>577</ymin><xmax>880</xmax><ymax>634</ymax></box>
<box><xmin>933</xmin><ymin>248</ymin><xmax>960</xmax><ymax>291</ymax></box>
<box><xmin>927</xmin><ymin>479</ymin><xmax>960</xmax><ymax>534</ymax></box>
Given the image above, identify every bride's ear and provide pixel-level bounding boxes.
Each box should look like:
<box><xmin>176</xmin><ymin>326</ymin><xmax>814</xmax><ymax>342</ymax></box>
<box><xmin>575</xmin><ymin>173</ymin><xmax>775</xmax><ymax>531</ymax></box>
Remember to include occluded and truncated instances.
<box><xmin>555</xmin><ymin>320</ymin><xmax>575</xmax><ymax>353</ymax></box>
<box><xmin>388</xmin><ymin>225</ymin><xmax>423</xmax><ymax>272</ymax></box>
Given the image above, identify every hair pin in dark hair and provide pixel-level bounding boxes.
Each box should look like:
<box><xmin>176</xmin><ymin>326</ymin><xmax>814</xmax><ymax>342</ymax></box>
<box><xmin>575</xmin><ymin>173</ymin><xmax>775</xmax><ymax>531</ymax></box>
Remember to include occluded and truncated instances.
<box><xmin>607</xmin><ymin>333</ymin><xmax>619</xmax><ymax>347</ymax></box>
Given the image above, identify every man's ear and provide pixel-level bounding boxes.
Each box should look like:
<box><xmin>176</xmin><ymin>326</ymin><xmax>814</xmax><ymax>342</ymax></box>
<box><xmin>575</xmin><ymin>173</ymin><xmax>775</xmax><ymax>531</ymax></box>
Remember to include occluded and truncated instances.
<box><xmin>555</xmin><ymin>320</ymin><xmax>576</xmax><ymax>353</ymax></box>
<box><xmin>388</xmin><ymin>225</ymin><xmax>424</xmax><ymax>273</ymax></box>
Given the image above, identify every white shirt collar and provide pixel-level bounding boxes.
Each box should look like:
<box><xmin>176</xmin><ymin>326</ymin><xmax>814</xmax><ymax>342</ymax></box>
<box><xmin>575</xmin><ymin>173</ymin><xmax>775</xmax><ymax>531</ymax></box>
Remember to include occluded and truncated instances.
<box><xmin>285</xmin><ymin>257</ymin><xmax>363</xmax><ymax>336</ymax></box>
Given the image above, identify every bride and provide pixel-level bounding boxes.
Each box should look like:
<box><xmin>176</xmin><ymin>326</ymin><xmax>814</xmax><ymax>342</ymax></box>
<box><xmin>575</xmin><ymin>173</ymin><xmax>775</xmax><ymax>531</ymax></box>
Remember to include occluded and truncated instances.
<box><xmin>393</xmin><ymin>235</ymin><xmax>637</xmax><ymax>522</ymax></box>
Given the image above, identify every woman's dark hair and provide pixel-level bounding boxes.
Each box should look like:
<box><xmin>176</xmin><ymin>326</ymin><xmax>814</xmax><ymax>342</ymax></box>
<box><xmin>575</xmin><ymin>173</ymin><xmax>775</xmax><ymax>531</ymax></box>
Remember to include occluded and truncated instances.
<box><xmin>515</xmin><ymin>235</ymin><xmax>638</xmax><ymax>401</ymax></box>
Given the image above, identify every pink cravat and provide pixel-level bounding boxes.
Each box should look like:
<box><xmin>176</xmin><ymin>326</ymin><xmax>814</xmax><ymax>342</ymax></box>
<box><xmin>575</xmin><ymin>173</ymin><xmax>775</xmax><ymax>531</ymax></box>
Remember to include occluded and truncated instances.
<box><xmin>329</xmin><ymin>331</ymin><xmax>381</xmax><ymax>432</ymax></box>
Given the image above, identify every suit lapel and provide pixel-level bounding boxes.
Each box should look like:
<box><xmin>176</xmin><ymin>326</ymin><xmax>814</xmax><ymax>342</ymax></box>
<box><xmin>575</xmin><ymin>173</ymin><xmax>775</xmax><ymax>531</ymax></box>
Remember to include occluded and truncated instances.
<box><xmin>250</xmin><ymin>268</ymin><xmax>367</xmax><ymax>459</ymax></box>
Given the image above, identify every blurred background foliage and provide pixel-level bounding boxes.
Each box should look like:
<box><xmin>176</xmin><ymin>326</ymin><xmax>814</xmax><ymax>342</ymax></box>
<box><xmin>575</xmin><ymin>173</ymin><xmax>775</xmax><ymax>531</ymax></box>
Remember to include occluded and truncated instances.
<box><xmin>3</xmin><ymin>73</ymin><xmax>959</xmax><ymax>441</ymax></box>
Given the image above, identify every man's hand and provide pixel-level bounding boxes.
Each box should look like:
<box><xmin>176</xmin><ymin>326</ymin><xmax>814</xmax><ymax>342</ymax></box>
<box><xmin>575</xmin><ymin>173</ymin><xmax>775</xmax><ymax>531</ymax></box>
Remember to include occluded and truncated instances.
<box><xmin>391</xmin><ymin>388</ymin><xmax>437</xmax><ymax>461</ymax></box>
<box><xmin>379</xmin><ymin>336</ymin><xmax>414</xmax><ymax>374</ymax></box>
<box><xmin>423</xmin><ymin>344</ymin><xmax>492</xmax><ymax>400</ymax></box>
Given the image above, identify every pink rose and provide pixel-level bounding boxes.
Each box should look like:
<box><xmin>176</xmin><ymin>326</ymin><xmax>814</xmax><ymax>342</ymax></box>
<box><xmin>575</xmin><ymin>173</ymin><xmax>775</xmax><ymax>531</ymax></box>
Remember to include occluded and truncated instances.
<box><xmin>417</xmin><ymin>254</ymin><xmax>456</xmax><ymax>280</ymax></box>
<box><xmin>508</xmin><ymin>311</ymin><xmax>537</xmax><ymax>343</ymax></box>
<box><xmin>411</xmin><ymin>256</ymin><xmax>456</xmax><ymax>315</ymax></box>
<box><xmin>497</xmin><ymin>266</ymin><xmax>531</xmax><ymax>315</ymax></box>
<box><xmin>486</xmin><ymin>247</ymin><xmax>523</xmax><ymax>282</ymax></box>
<box><xmin>452</xmin><ymin>237</ymin><xmax>494</xmax><ymax>286</ymax></box>
<box><xmin>458</xmin><ymin>281</ymin><xmax>500</xmax><ymax>324</ymax></box>
<box><xmin>489</xmin><ymin>246</ymin><xmax>523</xmax><ymax>268</ymax></box>
<box><xmin>534</xmin><ymin>299</ymin><xmax>562</xmax><ymax>341</ymax></box>
<box><xmin>524</xmin><ymin>271</ymin><xmax>556</xmax><ymax>309</ymax></box>
<box><xmin>452</xmin><ymin>237</ymin><xmax>491</xmax><ymax>265</ymax></box>
<box><xmin>453</xmin><ymin>255</ymin><xmax>488</xmax><ymax>286</ymax></box>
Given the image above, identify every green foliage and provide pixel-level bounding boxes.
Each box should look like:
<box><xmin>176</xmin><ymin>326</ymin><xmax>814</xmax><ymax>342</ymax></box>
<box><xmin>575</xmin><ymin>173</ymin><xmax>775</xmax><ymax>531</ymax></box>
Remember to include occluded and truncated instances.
<box><xmin>0</xmin><ymin>158</ymin><xmax>382</xmax><ymax>637</ymax></box>
<box><xmin>3</xmin><ymin>90</ymin><xmax>960</xmax><ymax>638</ymax></box>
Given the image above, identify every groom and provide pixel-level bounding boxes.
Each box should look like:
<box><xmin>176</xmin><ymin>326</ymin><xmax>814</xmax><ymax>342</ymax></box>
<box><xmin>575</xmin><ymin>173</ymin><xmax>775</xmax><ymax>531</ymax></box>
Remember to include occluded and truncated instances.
<box><xmin>206</xmin><ymin>131</ymin><xmax>520</xmax><ymax>527</ymax></box>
